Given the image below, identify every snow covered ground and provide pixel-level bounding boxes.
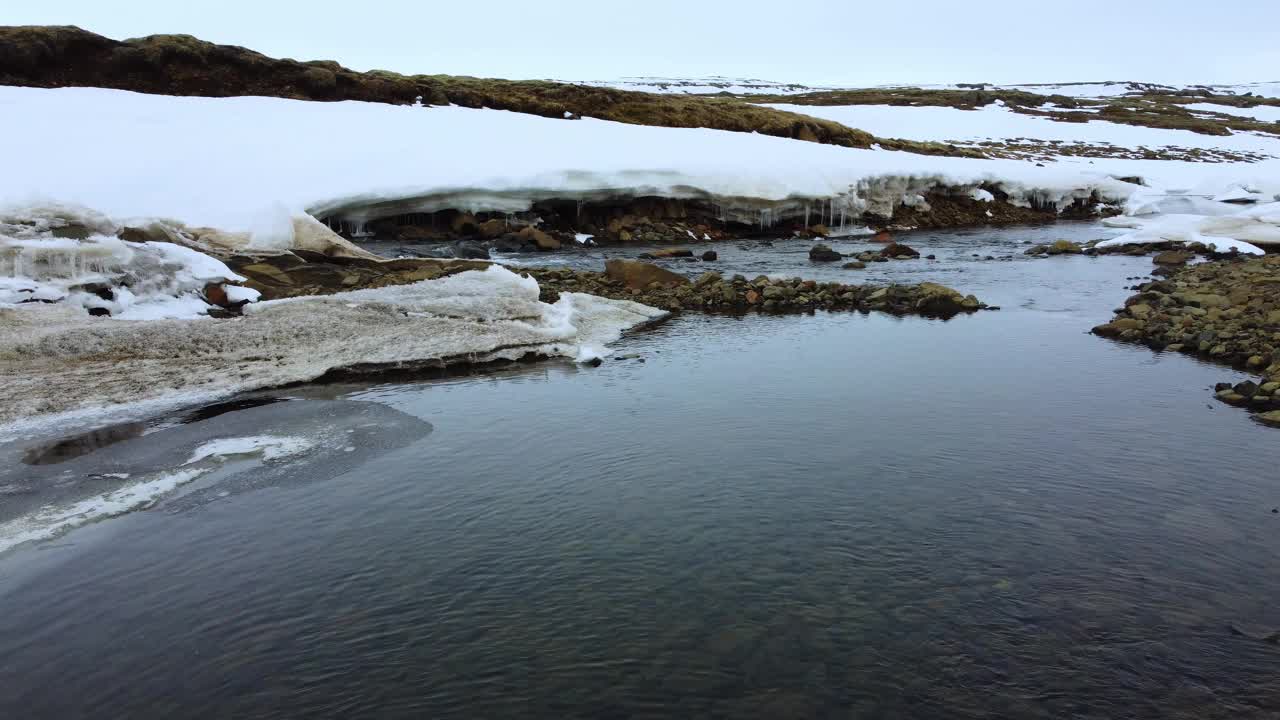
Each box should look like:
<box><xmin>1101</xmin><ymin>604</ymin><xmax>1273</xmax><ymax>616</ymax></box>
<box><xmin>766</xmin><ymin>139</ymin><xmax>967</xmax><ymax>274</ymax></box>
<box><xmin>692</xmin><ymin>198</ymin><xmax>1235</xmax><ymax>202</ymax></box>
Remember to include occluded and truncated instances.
<box><xmin>766</xmin><ymin>101</ymin><xmax>1280</xmax><ymax>158</ymax></box>
<box><xmin>1183</xmin><ymin>103</ymin><xmax>1280</xmax><ymax>123</ymax></box>
<box><xmin>571</xmin><ymin>76</ymin><xmax>829</xmax><ymax>95</ymax></box>
<box><xmin>2</xmin><ymin>86</ymin><xmax>1278</xmax><ymax>247</ymax></box>
<box><xmin>885</xmin><ymin>82</ymin><xmax>1280</xmax><ymax>100</ymax></box>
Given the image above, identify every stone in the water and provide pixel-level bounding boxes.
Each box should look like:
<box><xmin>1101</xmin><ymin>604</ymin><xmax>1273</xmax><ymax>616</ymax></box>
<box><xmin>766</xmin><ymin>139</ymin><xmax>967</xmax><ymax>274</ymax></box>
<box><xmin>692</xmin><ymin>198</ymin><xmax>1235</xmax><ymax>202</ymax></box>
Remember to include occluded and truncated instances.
<box><xmin>842</xmin><ymin>261</ymin><xmax>866</xmax><ymax>270</ymax></box>
<box><xmin>808</xmin><ymin>244</ymin><xmax>842</xmax><ymax>262</ymax></box>
<box><xmin>701</xmin><ymin>250</ymin><xmax>718</xmax><ymax>261</ymax></box>
<box><xmin>604</xmin><ymin>259</ymin><xmax>690</xmax><ymax>290</ymax></box>
<box><xmin>880</xmin><ymin>242</ymin><xmax>920</xmax><ymax>259</ymax></box>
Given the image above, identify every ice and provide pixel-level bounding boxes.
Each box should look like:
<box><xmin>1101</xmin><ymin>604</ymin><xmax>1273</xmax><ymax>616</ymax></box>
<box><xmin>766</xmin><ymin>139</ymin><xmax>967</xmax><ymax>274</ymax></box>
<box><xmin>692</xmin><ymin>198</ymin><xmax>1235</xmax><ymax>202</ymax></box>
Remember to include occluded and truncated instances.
<box><xmin>1</xmin><ymin>209</ymin><xmax>256</xmax><ymax>319</ymax></box>
<box><xmin>186</xmin><ymin>435</ymin><xmax>313</xmax><ymax>464</ymax></box>
<box><xmin>0</xmin><ymin>266</ymin><xmax>667</xmax><ymax>431</ymax></box>
<box><xmin>0</xmin><ymin>467</ymin><xmax>208</xmax><ymax>555</ymax></box>
<box><xmin>969</xmin><ymin>188</ymin><xmax>995</xmax><ymax>202</ymax></box>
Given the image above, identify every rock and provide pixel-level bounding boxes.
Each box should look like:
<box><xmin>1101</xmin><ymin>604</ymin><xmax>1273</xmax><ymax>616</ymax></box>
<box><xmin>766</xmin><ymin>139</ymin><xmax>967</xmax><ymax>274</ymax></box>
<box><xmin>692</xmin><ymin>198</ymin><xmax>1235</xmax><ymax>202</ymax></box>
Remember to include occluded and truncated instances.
<box><xmin>693</xmin><ymin>271</ymin><xmax>722</xmax><ymax>288</ymax></box>
<box><xmin>808</xmin><ymin>244</ymin><xmax>842</xmax><ymax>262</ymax></box>
<box><xmin>701</xmin><ymin>250</ymin><xmax>718</xmax><ymax>261</ymax></box>
<box><xmin>476</xmin><ymin>218</ymin><xmax>508</xmax><ymax>239</ymax></box>
<box><xmin>1257</xmin><ymin>411</ymin><xmax>1280</xmax><ymax>428</ymax></box>
<box><xmin>1128</xmin><ymin>303</ymin><xmax>1153</xmax><ymax>318</ymax></box>
<box><xmin>604</xmin><ymin>259</ymin><xmax>690</xmax><ymax>290</ymax></box>
<box><xmin>649</xmin><ymin>248</ymin><xmax>694</xmax><ymax>258</ymax></box>
<box><xmin>515</xmin><ymin>226</ymin><xmax>560</xmax><ymax>251</ymax></box>
<box><xmin>1153</xmin><ymin>250</ymin><xmax>1193</xmax><ymax>266</ymax></box>
<box><xmin>1047</xmin><ymin>240</ymin><xmax>1083</xmax><ymax>255</ymax></box>
<box><xmin>880</xmin><ymin>242</ymin><xmax>919</xmax><ymax>259</ymax></box>
<box><xmin>745</xmin><ymin>289</ymin><xmax>760</xmax><ymax>304</ymax></box>
<box><xmin>203</xmin><ymin>282</ymin><xmax>229</xmax><ymax>307</ymax></box>
<box><xmin>809</xmin><ymin>224</ymin><xmax>830</xmax><ymax>237</ymax></box>
<box><xmin>450</xmin><ymin>212</ymin><xmax>477</xmax><ymax>233</ymax></box>
<box><xmin>914</xmin><ymin>282</ymin><xmax>972</xmax><ymax>315</ymax></box>
<box><xmin>452</xmin><ymin>241</ymin><xmax>490</xmax><ymax>259</ymax></box>
<box><xmin>1234</xmin><ymin>380</ymin><xmax>1260</xmax><ymax>398</ymax></box>
<box><xmin>842</xmin><ymin>261</ymin><xmax>866</xmax><ymax>269</ymax></box>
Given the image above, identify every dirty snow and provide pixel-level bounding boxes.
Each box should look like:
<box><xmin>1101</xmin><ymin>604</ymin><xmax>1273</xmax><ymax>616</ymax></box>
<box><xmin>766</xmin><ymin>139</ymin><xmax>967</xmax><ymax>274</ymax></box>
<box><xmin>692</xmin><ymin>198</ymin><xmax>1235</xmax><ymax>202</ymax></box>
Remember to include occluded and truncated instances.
<box><xmin>0</xmin><ymin>265</ymin><xmax>666</xmax><ymax>433</ymax></box>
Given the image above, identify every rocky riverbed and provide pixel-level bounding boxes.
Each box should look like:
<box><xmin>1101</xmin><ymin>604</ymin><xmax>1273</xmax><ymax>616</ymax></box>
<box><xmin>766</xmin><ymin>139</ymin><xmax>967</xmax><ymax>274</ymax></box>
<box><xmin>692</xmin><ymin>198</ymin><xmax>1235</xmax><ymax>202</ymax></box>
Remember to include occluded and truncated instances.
<box><xmin>1091</xmin><ymin>253</ymin><xmax>1280</xmax><ymax>426</ymax></box>
<box><xmin>224</xmin><ymin>249</ymin><xmax>989</xmax><ymax>319</ymax></box>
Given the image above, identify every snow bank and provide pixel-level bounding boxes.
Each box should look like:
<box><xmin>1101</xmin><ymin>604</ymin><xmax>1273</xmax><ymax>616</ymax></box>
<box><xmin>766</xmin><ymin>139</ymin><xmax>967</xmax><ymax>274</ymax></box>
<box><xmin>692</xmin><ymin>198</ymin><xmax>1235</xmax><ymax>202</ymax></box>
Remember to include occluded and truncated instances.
<box><xmin>5</xmin><ymin>86</ymin><xmax>1277</xmax><ymax>244</ymax></box>
<box><xmin>0</xmin><ymin>265</ymin><xmax>666</xmax><ymax>431</ymax></box>
<box><xmin>1098</xmin><ymin>203</ymin><xmax>1280</xmax><ymax>255</ymax></box>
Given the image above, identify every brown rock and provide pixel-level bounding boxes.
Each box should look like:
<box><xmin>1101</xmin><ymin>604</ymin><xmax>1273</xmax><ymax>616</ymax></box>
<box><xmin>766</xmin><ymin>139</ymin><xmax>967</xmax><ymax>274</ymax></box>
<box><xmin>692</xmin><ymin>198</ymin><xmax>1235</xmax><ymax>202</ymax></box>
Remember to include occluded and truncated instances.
<box><xmin>880</xmin><ymin>242</ymin><xmax>920</xmax><ymax>259</ymax></box>
<box><xmin>516</xmin><ymin>226</ymin><xmax>560</xmax><ymax>250</ymax></box>
<box><xmin>203</xmin><ymin>282</ymin><xmax>229</xmax><ymax>307</ymax></box>
<box><xmin>650</xmin><ymin>248</ymin><xmax>694</xmax><ymax>258</ymax></box>
<box><xmin>604</xmin><ymin>259</ymin><xmax>691</xmax><ymax>290</ymax></box>
<box><xmin>476</xmin><ymin>219</ymin><xmax>508</xmax><ymax>239</ymax></box>
<box><xmin>1154</xmin><ymin>250</ymin><xmax>1193</xmax><ymax>266</ymax></box>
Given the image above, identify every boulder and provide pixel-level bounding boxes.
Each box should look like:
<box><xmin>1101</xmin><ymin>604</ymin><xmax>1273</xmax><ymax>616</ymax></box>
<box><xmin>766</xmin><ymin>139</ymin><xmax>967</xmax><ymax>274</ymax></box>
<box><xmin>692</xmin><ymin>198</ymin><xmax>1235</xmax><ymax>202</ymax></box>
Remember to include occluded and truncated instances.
<box><xmin>452</xmin><ymin>241</ymin><xmax>490</xmax><ymax>259</ymax></box>
<box><xmin>880</xmin><ymin>242</ymin><xmax>920</xmax><ymax>259</ymax></box>
<box><xmin>1047</xmin><ymin>240</ymin><xmax>1083</xmax><ymax>255</ymax></box>
<box><xmin>476</xmin><ymin>218</ymin><xmax>508</xmax><ymax>239</ymax></box>
<box><xmin>649</xmin><ymin>248</ymin><xmax>694</xmax><ymax>258</ymax></box>
<box><xmin>809</xmin><ymin>244</ymin><xmax>842</xmax><ymax>262</ymax></box>
<box><xmin>516</xmin><ymin>226</ymin><xmax>560</xmax><ymax>251</ymax></box>
<box><xmin>842</xmin><ymin>261</ymin><xmax>866</xmax><ymax>269</ymax></box>
<box><xmin>809</xmin><ymin>224</ymin><xmax>830</xmax><ymax>237</ymax></box>
<box><xmin>1153</xmin><ymin>250</ymin><xmax>1193</xmax><ymax>266</ymax></box>
<box><xmin>914</xmin><ymin>282</ymin><xmax>969</xmax><ymax>315</ymax></box>
<box><xmin>604</xmin><ymin>259</ymin><xmax>690</xmax><ymax>290</ymax></box>
<box><xmin>701</xmin><ymin>250</ymin><xmax>718</xmax><ymax>261</ymax></box>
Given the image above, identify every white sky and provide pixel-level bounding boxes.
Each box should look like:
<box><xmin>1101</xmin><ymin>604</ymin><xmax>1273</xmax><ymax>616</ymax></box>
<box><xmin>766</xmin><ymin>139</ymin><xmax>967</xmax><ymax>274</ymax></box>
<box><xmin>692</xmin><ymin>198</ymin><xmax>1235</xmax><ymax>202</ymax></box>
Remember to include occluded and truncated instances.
<box><xmin>8</xmin><ymin>0</ymin><xmax>1279</xmax><ymax>86</ymax></box>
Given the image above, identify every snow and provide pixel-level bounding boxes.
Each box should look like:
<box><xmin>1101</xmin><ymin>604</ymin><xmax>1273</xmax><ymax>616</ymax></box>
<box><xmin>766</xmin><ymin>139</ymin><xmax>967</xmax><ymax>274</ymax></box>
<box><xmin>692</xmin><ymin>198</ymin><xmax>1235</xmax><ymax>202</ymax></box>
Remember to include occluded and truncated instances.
<box><xmin>572</xmin><ymin>76</ymin><xmax>826</xmax><ymax>95</ymax></box>
<box><xmin>574</xmin><ymin>233</ymin><xmax>595</xmax><ymax>245</ymax></box>
<box><xmin>186</xmin><ymin>435</ymin><xmax>313</xmax><ymax>464</ymax></box>
<box><xmin>0</xmin><ymin>222</ymin><xmax>253</xmax><ymax>319</ymax></box>
<box><xmin>224</xmin><ymin>285</ymin><xmax>262</xmax><ymax>304</ymax></box>
<box><xmin>1098</xmin><ymin>204</ymin><xmax>1280</xmax><ymax>255</ymax></box>
<box><xmin>0</xmin><ymin>265</ymin><xmax>667</xmax><ymax>431</ymax></box>
<box><xmin>969</xmin><ymin>188</ymin><xmax>995</xmax><ymax>202</ymax></box>
<box><xmin>1183</xmin><ymin>103</ymin><xmax>1280</xmax><ymax>124</ymax></box>
<box><xmin>766</xmin><ymin>102</ymin><xmax>1280</xmax><ymax>158</ymax></box>
<box><xmin>5</xmin><ymin>86</ymin><xmax>1278</xmax><ymax>248</ymax></box>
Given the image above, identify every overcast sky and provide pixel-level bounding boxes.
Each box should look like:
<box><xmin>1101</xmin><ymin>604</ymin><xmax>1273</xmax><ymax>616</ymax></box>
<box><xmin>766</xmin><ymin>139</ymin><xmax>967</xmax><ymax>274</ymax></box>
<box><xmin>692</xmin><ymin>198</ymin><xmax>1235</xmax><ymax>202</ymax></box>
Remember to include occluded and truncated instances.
<box><xmin>9</xmin><ymin>0</ymin><xmax>1278</xmax><ymax>86</ymax></box>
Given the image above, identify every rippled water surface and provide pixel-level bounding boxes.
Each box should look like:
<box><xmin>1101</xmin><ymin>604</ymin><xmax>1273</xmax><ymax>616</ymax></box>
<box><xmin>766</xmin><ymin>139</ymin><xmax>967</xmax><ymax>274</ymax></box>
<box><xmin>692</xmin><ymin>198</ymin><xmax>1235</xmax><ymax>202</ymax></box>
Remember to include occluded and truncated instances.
<box><xmin>3</xmin><ymin>223</ymin><xmax>1280</xmax><ymax>719</ymax></box>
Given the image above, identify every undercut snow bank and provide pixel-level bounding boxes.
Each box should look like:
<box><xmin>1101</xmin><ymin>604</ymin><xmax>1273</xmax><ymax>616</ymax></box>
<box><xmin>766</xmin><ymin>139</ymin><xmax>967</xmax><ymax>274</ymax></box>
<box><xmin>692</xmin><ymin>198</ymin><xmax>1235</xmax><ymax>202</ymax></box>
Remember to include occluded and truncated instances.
<box><xmin>6</xmin><ymin>86</ymin><xmax>1276</xmax><ymax>243</ymax></box>
<box><xmin>0</xmin><ymin>266</ymin><xmax>665</xmax><ymax>432</ymax></box>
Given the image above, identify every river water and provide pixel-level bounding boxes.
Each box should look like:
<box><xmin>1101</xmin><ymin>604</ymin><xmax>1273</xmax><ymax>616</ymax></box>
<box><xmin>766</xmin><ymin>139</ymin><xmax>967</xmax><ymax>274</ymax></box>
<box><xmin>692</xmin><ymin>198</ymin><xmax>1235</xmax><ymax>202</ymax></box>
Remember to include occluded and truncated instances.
<box><xmin>3</xmin><ymin>223</ymin><xmax>1279</xmax><ymax>719</ymax></box>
